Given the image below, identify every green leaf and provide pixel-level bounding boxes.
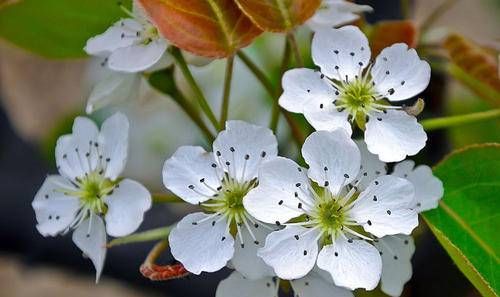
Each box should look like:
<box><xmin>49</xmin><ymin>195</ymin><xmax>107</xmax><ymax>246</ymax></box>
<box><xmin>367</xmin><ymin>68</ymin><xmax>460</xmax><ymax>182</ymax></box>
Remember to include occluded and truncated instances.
<box><xmin>423</xmin><ymin>144</ymin><xmax>500</xmax><ymax>297</ymax></box>
<box><xmin>0</xmin><ymin>0</ymin><xmax>130</xmax><ymax>58</ymax></box>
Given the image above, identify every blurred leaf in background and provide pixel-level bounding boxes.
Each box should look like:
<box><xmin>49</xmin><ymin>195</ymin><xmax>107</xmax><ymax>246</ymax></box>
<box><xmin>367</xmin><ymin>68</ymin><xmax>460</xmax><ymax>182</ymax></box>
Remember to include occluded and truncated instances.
<box><xmin>0</xmin><ymin>0</ymin><xmax>130</xmax><ymax>58</ymax></box>
<box><xmin>423</xmin><ymin>144</ymin><xmax>500</xmax><ymax>297</ymax></box>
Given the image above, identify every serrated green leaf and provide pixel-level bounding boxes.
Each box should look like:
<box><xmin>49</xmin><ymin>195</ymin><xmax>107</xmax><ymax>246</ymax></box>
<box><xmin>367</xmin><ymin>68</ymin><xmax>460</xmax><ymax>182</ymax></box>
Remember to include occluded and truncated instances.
<box><xmin>423</xmin><ymin>144</ymin><xmax>500</xmax><ymax>297</ymax></box>
<box><xmin>0</xmin><ymin>0</ymin><xmax>130</xmax><ymax>58</ymax></box>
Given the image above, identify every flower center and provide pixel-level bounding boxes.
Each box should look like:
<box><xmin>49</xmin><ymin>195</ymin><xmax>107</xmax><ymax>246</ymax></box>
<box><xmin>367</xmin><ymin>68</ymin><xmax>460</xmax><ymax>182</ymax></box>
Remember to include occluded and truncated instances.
<box><xmin>73</xmin><ymin>172</ymin><xmax>115</xmax><ymax>214</ymax></box>
<box><xmin>203</xmin><ymin>175</ymin><xmax>256</xmax><ymax>223</ymax></box>
<box><xmin>315</xmin><ymin>195</ymin><xmax>346</xmax><ymax>236</ymax></box>
<box><xmin>140</xmin><ymin>25</ymin><xmax>159</xmax><ymax>45</ymax></box>
<box><xmin>336</xmin><ymin>77</ymin><xmax>376</xmax><ymax>120</ymax></box>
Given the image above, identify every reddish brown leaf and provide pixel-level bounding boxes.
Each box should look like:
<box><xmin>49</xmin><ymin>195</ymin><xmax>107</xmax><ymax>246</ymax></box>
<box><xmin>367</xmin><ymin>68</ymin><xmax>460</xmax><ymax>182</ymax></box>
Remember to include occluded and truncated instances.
<box><xmin>140</xmin><ymin>263</ymin><xmax>190</xmax><ymax>281</ymax></box>
<box><xmin>369</xmin><ymin>20</ymin><xmax>418</xmax><ymax>57</ymax></box>
<box><xmin>137</xmin><ymin>0</ymin><xmax>263</xmax><ymax>58</ymax></box>
<box><xmin>235</xmin><ymin>0</ymin><xmax>321</xmax><ymax>32</ymax></box>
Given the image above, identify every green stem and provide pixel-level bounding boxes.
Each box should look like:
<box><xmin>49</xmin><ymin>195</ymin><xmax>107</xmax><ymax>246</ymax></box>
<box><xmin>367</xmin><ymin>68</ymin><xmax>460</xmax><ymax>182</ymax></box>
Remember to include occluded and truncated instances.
<box><xmin>421</xmin><ymin>109</ymin><xmax>500</xmax><ymax>131</ymax></box>
<box><xmin>107</xmin><ymin>226</ymin><xmax>173</xmax><ymax>248</ymax></box>
<box><xmin>169</xmin><ymin>90</ymin><xmax>215</xmax><ymax>143</ymax></box>
<box><xmin>152</xmin><ymin>193</ymin><xmax>184</xmax><ymax>203</ymax></box>
<box><xmin>219</xmin><ymin>56</ymin><xmax>234</xmax><ymax>127</ymax></box>
<box><xmin>236</xmin><ymin>51</ymin><xmax>305</xmax><ymax>145</ymax></box>
<box><xmin>170</xmin><ymin>47</ymin><xmax>221</xmax><ymax>131</ymax></box>
<box><xmin>270</xmin><ymin>39</ymin><xmax>291</xmax><ymax>132</ymax></box>
<box><xmin>287</xmin><ymin>32</ymin><xmax>303</xmax><ymax>67</ymax></box>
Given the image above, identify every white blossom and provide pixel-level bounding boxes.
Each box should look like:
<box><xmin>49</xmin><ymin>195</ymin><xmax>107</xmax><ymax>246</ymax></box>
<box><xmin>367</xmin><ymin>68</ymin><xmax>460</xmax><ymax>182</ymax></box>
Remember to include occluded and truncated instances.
<box><xmin>216</xmin><ymin>271</ymin><xmax>353</xmax><ymax>297</ymax></box>
<box><xmin>307</xmin><ymin>0</ymin><xmax>373</xmax><ymax>32</ymax></box>
<box><xmin>163</xmin><ymin>121</ymin><xmax>277</xmax><ymax>278</ymax></box>
<box><xmin>356</xmin><ymin>140</ymin><xmax>443</xmax><ymax>296</ymax></box>
<box><xmin>279</xmin><ymin>26</ymin><xmax>431</xmax><ymax>162</ymax></box>
<box><xmin>32</xmin><ymin>113</ymin><xmax>152</xmax><ymax>281</ymax></box>
<box><xmin>244</xmin><ymin>130</ymin><xmax>419</xmax><ymax>290</ymax></box>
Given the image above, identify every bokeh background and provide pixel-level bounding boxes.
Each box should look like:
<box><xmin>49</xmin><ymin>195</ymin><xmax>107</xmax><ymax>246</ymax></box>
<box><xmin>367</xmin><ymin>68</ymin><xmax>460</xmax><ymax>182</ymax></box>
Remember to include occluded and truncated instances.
<box><xmin>0</xmin><ymin>0</ymin><xmax>498</xmax><ymax>296</ymax></box>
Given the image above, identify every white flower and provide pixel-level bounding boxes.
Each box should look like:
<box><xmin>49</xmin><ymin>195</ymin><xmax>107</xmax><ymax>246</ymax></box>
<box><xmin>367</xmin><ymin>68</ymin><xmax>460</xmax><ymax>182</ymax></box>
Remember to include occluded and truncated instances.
<box><xmin>244</xmin><ymin>129</ymin><xmax>418</xmax><ymax>290</ymax></box>
<box><xmin>163</xmin><ymin>121</ymin><xmax>278</xmax><ymax>278</ymax></box>
<box><xmin>84</xmin><ymin>1</ymin><xmax>169</xmax><ymax>73</ymax></box>
<box><xmin>32</xmin><ymin>113</ymin><xmax>152</xmax><ymax>281</ymax></box>
<box><xmin>307</xmin><ymin>0</ymin><xmax>373</xmax><ymax>32</ymax></box>
<box><xmin>279</xmin><ymin>25</ymin><xmax>431</xmax><ymax>162</ymax></box>
<box><xmin>216</xmin><ymin>271</ymin><xmax>353</xmax><ymax>297</ymax></box>
<box><xmin>356</xmin><ymin>140</ymin><xmax>443</xmax><ymax>296</ymax></box>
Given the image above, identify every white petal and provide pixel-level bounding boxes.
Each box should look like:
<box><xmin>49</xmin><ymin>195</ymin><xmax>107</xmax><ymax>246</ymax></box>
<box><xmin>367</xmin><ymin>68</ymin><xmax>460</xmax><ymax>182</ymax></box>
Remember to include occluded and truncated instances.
<box><xmin>98</xmin><ymin>112</ymin><xmax>129</xmax><ymax>180</ymax></box>
<box><xmin>32</xmin><ymin>175</ymin><xmax>80</xmax><ymax>237</ymax></box>
<box><xmin>103</xmin><ymin>179</ymin><xmax>151</xmax><ymax>237</ymax></box>
<box><xmin>86</xmin><ymin>72</ymin><xmax>141</xmax><ymax>114</ymax></box>
<box><xmin>317</xmin><ymin>237</ymin><xmax>382</xmax><ymax>290</ymax></box>
<box><xmin>375</xmin><ymin>235</ymin><xmax>415</xmax><ymax>297</ymax></box>
<box><xmin>303</xmin><ymin>97</ymin><xmax>352</xmax><ymax>134</ymax></box>
<box><xmin>84</xmin><ymin>19</ymin><xmax>142</xmax><ymax>56</ymax></box>
<box><xmin>163</xmin><ymin>146</ymin><xmax>223</xmax><ymax>204</ymax></box>
<box><xmin>350</xmin><ymin>175</ymin><xmax>418</xmax><ymax>237</ymax></box>
<box><xmin>279</xmin><ymin>68</ymin><xmax>338</xmax><ymax>113</ymax></box>
<box><xmin>55</xmin><ymin>117</ymin><xmax>100</xmax><ymax>180</ymax></box>
<box><xmin>72</xmin><ymin>215</ymin><xmax>107</xmax><ymax>282</ymax></box>
<box><xmin>393</xmin><ymin>161</ymin><xmax>443</xmax><ymax>212</ymax></box>
<box><xmin>355</xmin><ymin>140</ymin><xmax>387</xmax><ymax>191</ymax></box>
<box><xmin>258</xmin><ymin>226</ymin><xmax>320</xmax><ymax>280</ymax></box>
<box><xmin>371</xmin><ymin>43</ymin><xmax>431</xmax><ymax>101</ymax></box>
<box><xmin>291</xmin><ymin>272</ymin><xmax>354</xmax><ymax>297</ymax></box>
<box><xmin>365</xmin><ymin>110</ymin><xmax>427</xmax><ymax>162</ymax></box>
<box><xmin>108</xmin><ymin>39</ymin><xmax>168</xmax><ymax>72</ymax></box>
<box><xmin>302</xmin><ymin>130</ymin><xmax>360</xmax><ymax>194</ymax></box>
<box><xmin>213</xmin><ymin>121</ymin><xmax>278</xmax><ymax>182</ymax></box>
<box><xmin>312</xmin><ymin>26</ymin><xmax>371</xmax><ymax>82</ymax></box>
<box><xmin>216</xmin><ymin>272</ymin><xmax>277</xmax><ymax>297</ymax></box>
<box><xmin>231</xmin><ymin>223</ymin><xmax>275</xmax><ymax>280</ymax></box>
<box><xmin>307</xmin><ymin>0</ymin><xmax>372</xmax><ymax>31</ymax></box>
<box><xmin>169</xmin><ymin>212</ymin><xmax>234</xmax><ymax>274</ymax></box>
<box><xmin>244</xmin><ymin>157</ymin><xmax>310</xmax><ymax>225</ymax></box>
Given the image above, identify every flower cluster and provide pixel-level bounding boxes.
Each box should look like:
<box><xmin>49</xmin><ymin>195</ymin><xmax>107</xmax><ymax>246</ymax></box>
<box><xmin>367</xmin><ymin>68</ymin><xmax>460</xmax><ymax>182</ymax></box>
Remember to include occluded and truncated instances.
<box><xmin>31</xmin><ymin>1</ymin><xmax>444</xmax><ymax>296</ymax></box>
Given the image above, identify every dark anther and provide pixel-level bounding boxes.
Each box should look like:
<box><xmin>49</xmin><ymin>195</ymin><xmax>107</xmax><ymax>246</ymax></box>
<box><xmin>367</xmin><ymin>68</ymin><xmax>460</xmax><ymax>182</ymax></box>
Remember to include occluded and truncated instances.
<box><xmin>335</xmin><ymin>65</ymin><xmax>339</xmax><ymax>70</ymax></box>
<box><xmin>363</xmin><ymin>172</ymin><xmax>368</xmax><ymax>176</ymax></box>
<box><xmin>297</xmin><ymin>167</ymin><xmax>302</xmax><ymax>172</ymax></box>
<box><xmin>216</xmin><ymin>151</ymin><xmax>221</xmax><ymax>156</ymax></box>
<box><xmin>225</xmin><ymin>161</ymin><xmax>230</xmax><ymax>166</ymax></box>
<box><xmin>254</xmin><ymin>223</ymin><xmax>259</xmax><ymax>228</ymax></box>
<box><xmin>350</xmin><ymin>52</ymin><xmax>355</xmax><ymax>56</ymax></box>
<box><xmin>199</xmin><ymin>178</ymin><xmax>205</xmax><ymax>183</ymax></box>
<box><xmin>261</xmin><ymin>151</ymin><xmax>267</xmax><ymax>158</ymax></box>
<box><xmin>335</xmin><ymin>91</ymin><xmax>340</xmax><ymax>95</ymax></box>
<box><xmin>295</xmin><ymin>183</ymin><xmax>301</xmax><ymax>187</ymax></box>
<box><xmin>307</xmin><ymin>89</ymin><xmax>311</xmax><ymax>93</ymax></box>
<box><xmin>387</xmin><ymin>210</ymin><xmax>392</xmax><ymax>215</ymax></box>
<box><xmin>334</xmin><ymin>50</ymin><xmax>339</xmax><ymax>54</ymax></box>
<box><xmin>401</xmin><ymin>80</ymin><xmax>405</xmax><ymax>85</ymax></box>
<box><xmin>324</xmin><ymin>181</ymin><xmax>329</xmax><ymax>187</ymax></box>
<box><xmin>275</xmin><ymin>221</ymin><xmax>281</xmax><ymax>226</ymax></box>
<box><xmin>48</xmin><ymin>215</ymin><xmax>52</xmax><ymax>220</ymax></box>
<box><xmin>45</xmin><ymin>194</ymin><xmax>49</xmax><ymax>199</ymax></box>
<box><xmin>217</xmin><ymin>186</ymin><xmax>222</xmax><ymax>191</ymax></box>
<box><xmin>385</xmin><ymin>70</ymin><xmax>390</xmax><ymax>75</ymax></box>
<box><xmin>192</xmin><ymin>222</ymin><xmax>198</xmax><ymax>225</ymax></box>
<box><xmin>334</xmin><ymin>252</ymin><xmax>338</xmax><ymax>257</ymax></box>
<box><xmin>394</xmin><ymin>255</ymin><xmax>398</xmax><ymax>260</ymax></box>
<box><xmin>404</xmin><ymin>240</ymin><xmax>409</xmax><ymax>245</ymax></box>
<box><xmin>320</xmin><ymin>74</ymin><xmax>325</xmax><ymax>79</ymax></box>
<box><xmin>324</xmin><ymin>166</ymin><xmax>328</xmax><ymax>171</ymax></box>
<box><xmin>388</xmin><ymin>88</ymin><xmax>395</xmax><ymax>95</ymax></box>
<box><xmin>367</xmin><ymin>220</ymin><xmax>372</xmax><ymax>226</ymax></box>
<box><xmin>343</xmin><ymin>174</ymin><xmax>349</xmax><ymax>178</ymax></box>
<box><xmin>211</xmin><ymin>163</ymin><xmax>217</xmax><ymax>168</ymax></box>
<box><xmin>278</xmin><ymin>200</ymin><xmax>284</xmax><ymax>205</ymax></box>
<box><xmin>241</xmin><ymin>244</ymin><xmax>245</xmax><ymax>248</ymax></box>
<box><xmin>348</xmin><ymin>239</ymin><xmax>353</xmax><ymax>243</ymax></box>
<box><xmin>373</xmin><ymin>195</ymin><xmax>378</xmax><ymax>201</ymax></box>
<box><xmin>212</xmin><ymin>221</ymin><xmax>216</xmax><ymax>226</ymax></box>
<box><xmin>375</xmin><ymin>181</ymin><xmax>379</xmax><ymax>185</ymax></box>
<box><xmin>221</xmin><ymin>236</ymin><xmax>226</xmax><ymax>241</ymax></box>
<box><xmin>245</xmin><ymin>154</ymin><xmax>250</xmax><ymax>160</ymax></box>
<box><xmin>294</xmin><ymin>192</ymin><xmax>298</xmax><ymax>197</ymax></box>
<box><xmin>106</xmin><ymin>158</ymin><xmax>111</xmax><ymax>162</ymax></box>
<box><xmin>298</xmin><ymin>203</ymin><xmax>302</xmax><ymax>209</ymax></box>
<box><xmin>254</xmin><ymin>240</ymin><xmax>259</xmax><ymax>245</ymax></box>
<box><xmin>359</xmin><ymin>62</ymin><xmax>363</xmax><ymax>66</ymax></box>
<box><xmin>230</xmin><ymin>147</ymin><xmax>235</xmax><ymax>152</ymax></box>
<box><xmin>294</xmin><ymin>235</ymin><xmax>299</xmax><ymax>240</ymax></box>
<box><xmin>303</xmin><ymin>250</ymin><xmax>308</xmax><ymax>256</ymax></box>
<box><xmin>188</xmin><ymin>185</ymin><xmax>195</xmax><ymax>189</ymax></box>
<box><xmin>377</xmin><ymin>117</ymin><xmax>382</xmax><ymax>121</ymax></box>
<box><xmin>319</xmin><ymin>103</ymin><xmax>324</xmax><ymax>109</ymax></box>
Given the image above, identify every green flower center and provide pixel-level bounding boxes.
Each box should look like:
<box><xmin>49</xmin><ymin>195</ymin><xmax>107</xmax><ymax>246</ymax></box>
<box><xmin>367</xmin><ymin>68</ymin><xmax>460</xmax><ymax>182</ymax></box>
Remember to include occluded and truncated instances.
<box><xmin>203</xmin><ymin>176</ymin><xmax>256</xmax><ymax>223</ymax></box>
<box><xmin>72</xmin><ymin>172</ymin><xmax>116</xmax><ymax>214</ymax></box>
<box><xmin>141</xmin><ymin>25</ymin><xmax>159</xmax><ymax>45</ymax></box>
<box><xmin>336</xmin><ymin>78</ymin><xmax>377</xmax><ymax>119</ymax></box>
